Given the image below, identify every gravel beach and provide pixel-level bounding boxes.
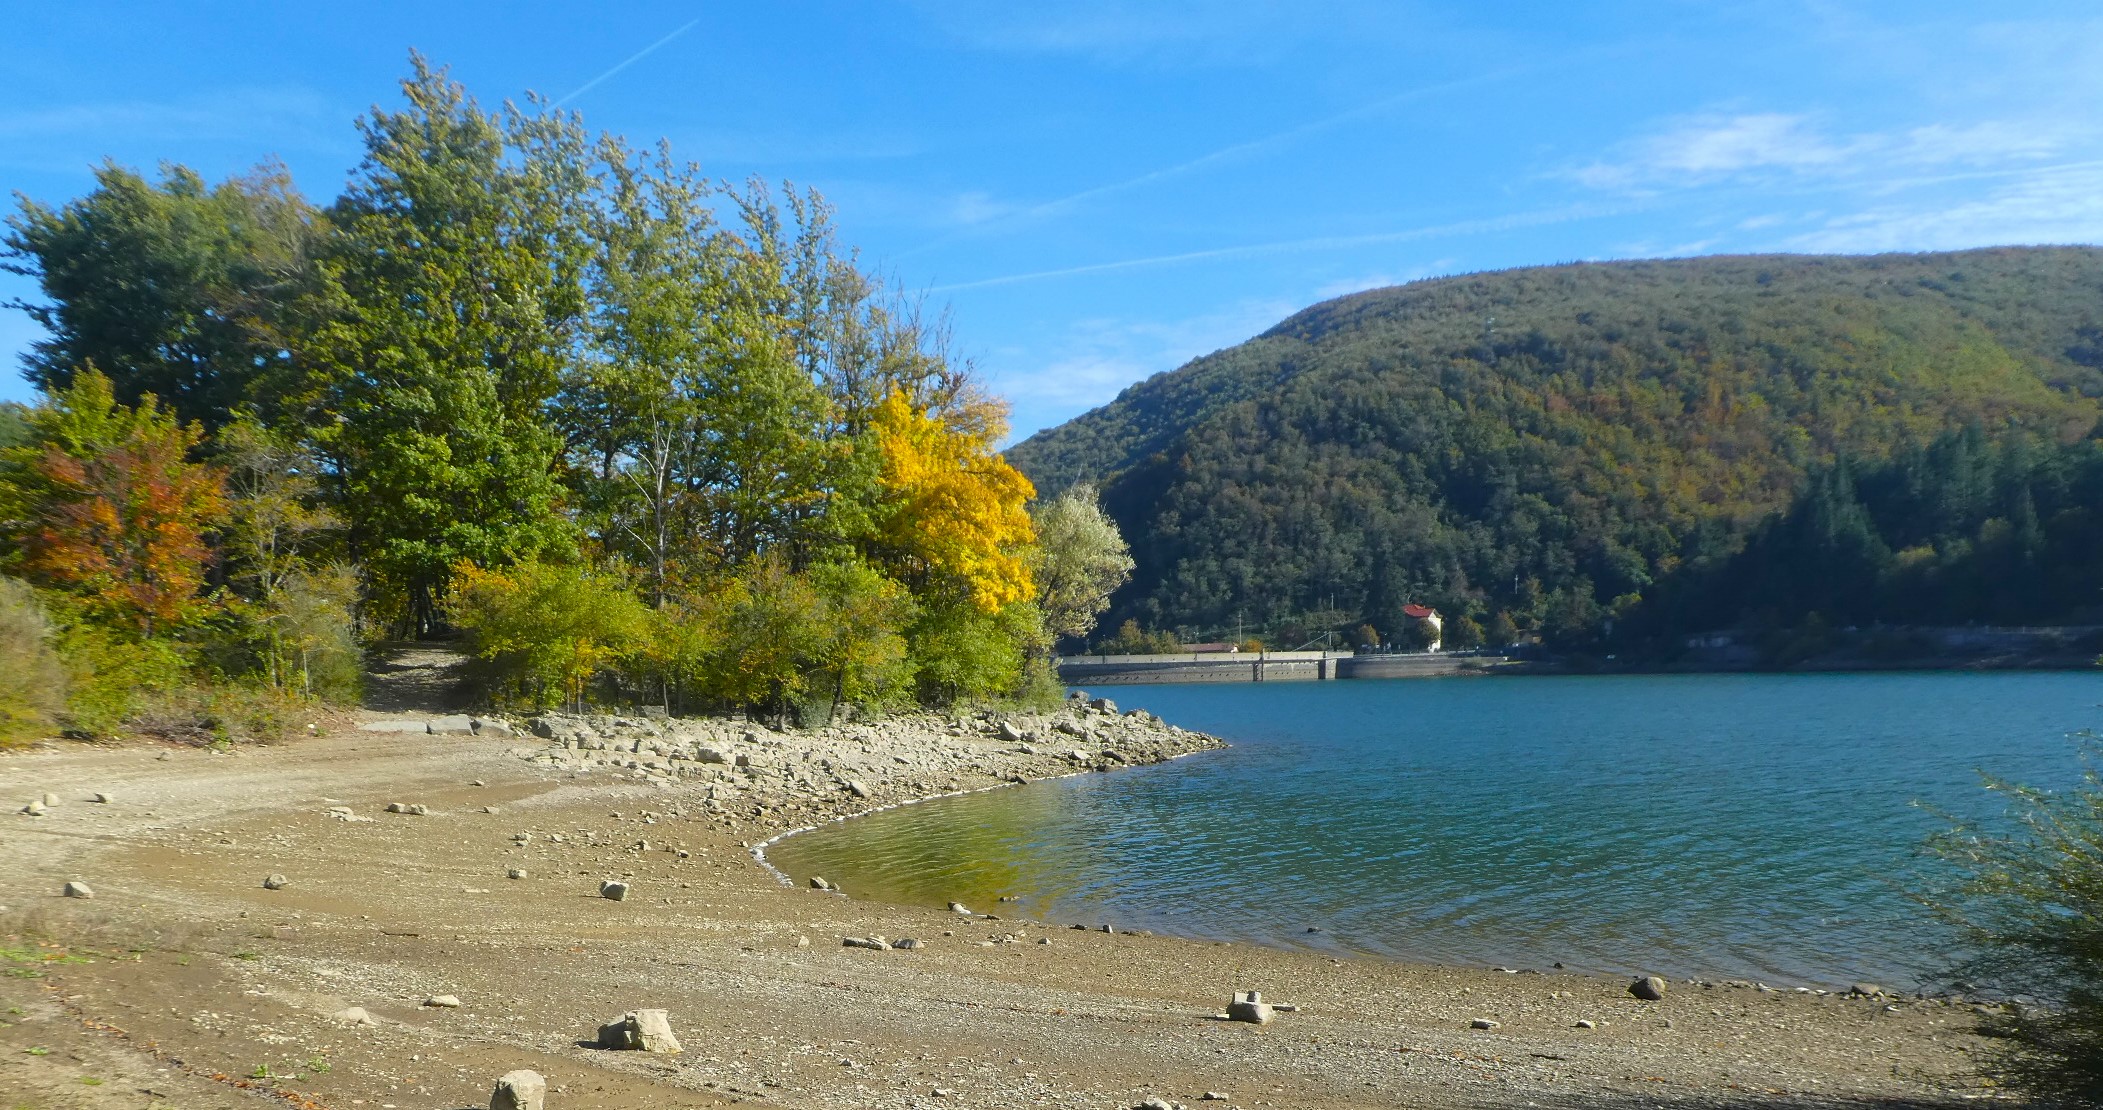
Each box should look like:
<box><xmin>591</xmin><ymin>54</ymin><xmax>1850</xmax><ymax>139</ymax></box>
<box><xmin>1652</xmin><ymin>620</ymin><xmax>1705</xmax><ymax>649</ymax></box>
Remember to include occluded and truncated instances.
<box><xmin>0</xmin><ymin>699</ymin><xmax>1997</xmax><ymax>1109</ymax></box>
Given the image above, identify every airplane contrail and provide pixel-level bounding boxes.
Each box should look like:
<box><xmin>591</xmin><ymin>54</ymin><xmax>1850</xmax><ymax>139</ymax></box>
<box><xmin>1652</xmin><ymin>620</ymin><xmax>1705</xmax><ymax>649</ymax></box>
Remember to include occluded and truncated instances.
<box><xmin>924</xmin><ymin>204</ymin><xmax>1621</xmax><ymax>293</ymax></box>
<box><xmin>554</xmin><ymin>16</ymin><xmax>703</xmax><ymax>108</ymax></box>
<box><xmin>896</xmin><ymin>66</ymin><xmax>1530</xmax><ymax>259</ymax></box>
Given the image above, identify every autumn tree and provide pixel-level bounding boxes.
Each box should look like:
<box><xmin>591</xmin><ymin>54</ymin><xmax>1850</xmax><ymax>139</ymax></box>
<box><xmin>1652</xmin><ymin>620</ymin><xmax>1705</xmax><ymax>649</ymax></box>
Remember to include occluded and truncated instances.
<box><xmin>867</xmin><ymin>389</ymin><xmax>1035</xmax><ymax>610</ymax></box>
<box><xmin>0</xmin><ymin>368</ymin><xmax>225</xmax><ymax>637</ymax></box>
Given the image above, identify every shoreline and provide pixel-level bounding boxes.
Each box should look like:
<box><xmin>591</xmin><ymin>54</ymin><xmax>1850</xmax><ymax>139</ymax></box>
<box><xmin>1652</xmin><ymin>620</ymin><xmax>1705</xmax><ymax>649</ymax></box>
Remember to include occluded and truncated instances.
<box><xmin>0</xmin><ymin>697</ymin><xmax>1997</xmax><ymax>1108</ymax></box>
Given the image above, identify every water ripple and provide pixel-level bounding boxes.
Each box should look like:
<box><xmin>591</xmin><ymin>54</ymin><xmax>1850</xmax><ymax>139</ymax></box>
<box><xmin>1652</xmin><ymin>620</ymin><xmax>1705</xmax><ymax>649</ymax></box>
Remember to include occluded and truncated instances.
<box><xmin>767</xmin><ymin>672</ymin><xmax>2102</xmax><ymax>986</ymax></box>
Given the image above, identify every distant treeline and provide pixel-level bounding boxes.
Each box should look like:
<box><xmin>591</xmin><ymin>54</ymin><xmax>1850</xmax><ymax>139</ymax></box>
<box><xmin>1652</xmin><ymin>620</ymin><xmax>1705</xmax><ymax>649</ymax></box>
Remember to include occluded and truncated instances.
<box><xmin>0</xmin><ymin>58</ymin><xmax>1131</xmax><ymax>741</ymax></box>
<box><xmin>1005</xmin><ymin>249</ymin><xmax>2103</xmax><ymax>658</ymax></box>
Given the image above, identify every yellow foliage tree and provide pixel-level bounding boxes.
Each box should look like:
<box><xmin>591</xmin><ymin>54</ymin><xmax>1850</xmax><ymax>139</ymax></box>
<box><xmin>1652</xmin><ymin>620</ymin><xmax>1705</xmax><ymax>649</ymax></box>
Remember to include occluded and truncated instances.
<box><xmin>868</xmin><ymin>390</ymin><xmax>1036</xmax><ymax>611</ymax></box>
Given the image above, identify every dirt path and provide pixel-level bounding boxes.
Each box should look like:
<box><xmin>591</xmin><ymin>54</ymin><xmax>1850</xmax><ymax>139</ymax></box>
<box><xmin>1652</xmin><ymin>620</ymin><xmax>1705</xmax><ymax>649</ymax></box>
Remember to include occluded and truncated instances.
<box><xmin>360</xmin><ymin>641</ymin><xmax>476</xmax><ymax>714</ymax></box>
<box><xmin>0</xmin><ymin>707</ymin><xmax>1997</xmax><ymax>1110</ymax></box>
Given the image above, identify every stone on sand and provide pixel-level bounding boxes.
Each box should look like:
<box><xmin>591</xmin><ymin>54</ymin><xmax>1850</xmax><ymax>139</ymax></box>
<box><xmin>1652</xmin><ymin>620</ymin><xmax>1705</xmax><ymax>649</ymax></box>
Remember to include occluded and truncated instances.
<box><xmin>491</xmin><ymin>1069</ymin><xmax>545</xmax><ymax>1110</ymax></box>
<box><xmin>600</xmin><ymin>880</ymin><xmax>629</xmax><ymax>901</ymax></box>
<box><xmin>1630</xmin><ymin>975</ymin><xmax>1668</xmax><ymax>1001</ymax></box>
<box><xmin>1226</xmin><ymin>990</ymin><xmax>1274</xmax><ymax>1024</ymax></box>
<box><xmin>62</xmin><ymin>880</ymin><xmax>93</xmax><ymax>899</ymax></box>
<box><xmin>597</xmin><ymin>1008</ymin><xmax>682</xmax><ymax>1053</ymax></box>
<box><xmin>262</xmin><ymin>874</ymin><xmax>289</xmax><ymax>890</ymax></box>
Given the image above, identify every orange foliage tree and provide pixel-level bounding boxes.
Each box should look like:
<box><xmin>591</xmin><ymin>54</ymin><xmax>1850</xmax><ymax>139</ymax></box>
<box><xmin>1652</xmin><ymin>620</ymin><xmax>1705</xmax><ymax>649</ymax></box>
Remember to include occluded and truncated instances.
<box><xmin>1</xmin><ymin>368</ymin><xmax>227</xmax><ymax>636</ymax></box>
<box><xmin>865</xmin><ymin>389</ymin><xmax>1036</xmax><ymax>610</ymax></box>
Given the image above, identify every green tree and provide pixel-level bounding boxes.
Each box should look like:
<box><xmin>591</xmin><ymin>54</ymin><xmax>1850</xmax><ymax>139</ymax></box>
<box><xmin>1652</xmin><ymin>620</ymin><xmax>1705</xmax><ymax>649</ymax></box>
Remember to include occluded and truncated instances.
<box><xmin>308</xmin><ymin>57</ymin><xmax>587</xmax><ymax>633</ymax></box>
<box><xmin>1030</xmin><ymin>482</ymin><xmax>1133</xmax><ymax>646</ymax></box>
<box><xmin>4</xmin><ymin>161</ymin><xmax>316</xmax><ymax>429</ymax></box>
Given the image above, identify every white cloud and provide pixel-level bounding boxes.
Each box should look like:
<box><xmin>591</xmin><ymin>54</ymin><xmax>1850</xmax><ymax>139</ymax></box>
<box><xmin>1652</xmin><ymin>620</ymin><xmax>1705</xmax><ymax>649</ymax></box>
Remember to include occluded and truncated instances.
<box><xmin>1572</xmin><ymin>111</ymin><xmax>2093</xmax><ymax>193</ymax></box>
<box><xmin>0</xmin><ymin>87</ymin><xmax>334</xmax><ymax>146</ymax></box>
<box><xmin>1785</xmin><ymin>161</ymin><xmax>2103</xmax><ymax>253</ymax></box>
<box><xmin>989</xmin><ymin>295</ymin><xmax>1300</xmax><ymax>438</ymax></box>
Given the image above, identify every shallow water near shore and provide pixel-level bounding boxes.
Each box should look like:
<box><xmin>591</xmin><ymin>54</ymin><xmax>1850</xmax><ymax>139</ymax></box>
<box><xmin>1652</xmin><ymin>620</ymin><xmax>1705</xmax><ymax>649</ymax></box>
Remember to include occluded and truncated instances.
<box><xmin>767</xmin><ymin>671</ymin><xmax>2103</xmax><ymax>987</ymax></box>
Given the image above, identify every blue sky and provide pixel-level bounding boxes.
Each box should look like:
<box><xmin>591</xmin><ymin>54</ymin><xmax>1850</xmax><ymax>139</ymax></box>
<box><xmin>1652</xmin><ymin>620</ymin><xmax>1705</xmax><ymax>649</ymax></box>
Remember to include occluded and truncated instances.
<box><xmin>5</xmin><ymin>2</ymin><xmax>2102</xmax><ymax>439</ymax></box>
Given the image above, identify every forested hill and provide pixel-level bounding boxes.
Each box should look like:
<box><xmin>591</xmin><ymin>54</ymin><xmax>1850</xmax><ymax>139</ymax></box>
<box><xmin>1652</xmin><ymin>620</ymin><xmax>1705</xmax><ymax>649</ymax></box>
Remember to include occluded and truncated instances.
<box><xmin>1004</xmin><ymin>247</ymin><xmax>2103</xmax><ymax>654</ymax></box>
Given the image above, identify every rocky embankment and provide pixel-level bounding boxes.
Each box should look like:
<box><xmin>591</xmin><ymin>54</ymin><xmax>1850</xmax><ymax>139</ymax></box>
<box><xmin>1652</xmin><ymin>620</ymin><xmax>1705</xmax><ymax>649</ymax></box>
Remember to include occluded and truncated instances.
<box><xmin>480</xmin><ymin>693</ymin><xmax>1223</xmax><ymax>840</ymax></box>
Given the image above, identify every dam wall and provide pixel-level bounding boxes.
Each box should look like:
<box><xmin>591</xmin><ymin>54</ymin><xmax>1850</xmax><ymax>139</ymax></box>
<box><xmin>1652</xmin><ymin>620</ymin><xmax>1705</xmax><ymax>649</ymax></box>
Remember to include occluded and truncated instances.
<box><xmin>1057</xmin><ymin>650</ymin><xmax>1505</xmax><ymax>685</ymax></box>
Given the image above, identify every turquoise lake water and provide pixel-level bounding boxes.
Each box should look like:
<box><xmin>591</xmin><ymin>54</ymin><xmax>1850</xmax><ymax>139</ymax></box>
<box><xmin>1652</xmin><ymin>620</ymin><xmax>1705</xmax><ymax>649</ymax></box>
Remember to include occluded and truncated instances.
<box><xmin>765</xmin><ymin>672</ymin><xmax>2103</xmax><ymax>987</ymax></box>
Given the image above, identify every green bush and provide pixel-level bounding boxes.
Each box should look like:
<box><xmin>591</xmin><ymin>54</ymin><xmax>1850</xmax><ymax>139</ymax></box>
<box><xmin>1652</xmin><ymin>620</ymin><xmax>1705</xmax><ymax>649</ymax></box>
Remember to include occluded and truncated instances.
<box><xmin>447</xmin><ymin>559</ymin><xmax>648</xmax><ymax>711</ymax></box>
<box><xmin>54</xmin><ymin>623</ymin><xmax>190</xmax><ymax>738</ymax></box>
<box><xmin>1927</xmin><ymin>737</ymin><xmax>2103</xmax><ymax>1104</ymax></box>
<box><xmin>0</xmin><ymin>578</ymin><xmax>67</xmax><ymax>744</ymax></box>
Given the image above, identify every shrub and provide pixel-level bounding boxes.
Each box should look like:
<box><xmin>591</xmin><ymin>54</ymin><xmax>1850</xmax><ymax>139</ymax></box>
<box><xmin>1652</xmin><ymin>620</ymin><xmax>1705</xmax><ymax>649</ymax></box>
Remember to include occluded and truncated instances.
<box><xmin>0</xmin><ymin>578</ymin><xmax>66</xmax><ymax>744</ymax></box>
<box><xmin>53</xmin><ymin>623</ymin><xmax>190</xmax><ymax>737</ymax></box>
<box><xmin>447</xmin><ymin>559</ymin><xmax>648</xmax><ymax>711</ymax></box>
<box><xmin>910</xmin><ymin>600</ymin><xmax>1037</xmax><ymax>705</ymax></box>
<box><xmin>1926</xmin><ymin>736</ymin><xmax>2103</xmax><ymax>1104</ymax></box>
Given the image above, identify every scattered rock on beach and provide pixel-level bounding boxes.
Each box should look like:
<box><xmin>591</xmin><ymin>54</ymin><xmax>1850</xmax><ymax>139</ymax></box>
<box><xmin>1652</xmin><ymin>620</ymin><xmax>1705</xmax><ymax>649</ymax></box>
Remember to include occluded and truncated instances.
<box><xmin>21</xmin><ymin>801</ymin><xmax>45</xmax><ymax>817</ymax></box>
<box><xmin>948</xmin><ymin>901</ymin><xmax>972</xmax><ymax>915</ymax></box>
<box><xmin>597</xmin><ymin>1008</ymin><xmax>682</xmax><ymax>1053</ymax></box>
<box><xmin>491</xmin><ymin>1069</ymin><xmax>545</xmax><ymax>1110</ymax></box>
<box><xmin>62</xmin><ymin>880</ymin><xmax>93</xmax><ymax>899</ymax></box>
<box><xmin>507</xmin><ymin>868</ymin><xmax>527</xmax><ymax>879</ymax></box>
<box><xmin>1471</xmin><ymin>1018</ymin><xmax>1500</xmax><ymax>1029</ymax></box>
<box><xmin>1226</xmin><ymin>990</ymin><xmax>1274</xmax><ymax>1024</ymax></box>
<box><xmin>41</xmin><ymin>792</ymin><xmax>60</xmax><ymax>806</ymax></box>
<box><xmin>262</xmin><ymin>873</ymin><xmax>289</xmax><ymax>890</ymax></box>
<box><xmin>809</xmin><ymin>876</ymin><xmax>833</xmax><ymax>890</ymax></box>
<box><xmin>847</xmin><ymin>780</ymin><xmax>872</xmax><ymax>799</ymax></box>
<box><xmin>895</xmin><ymin>937</ymin><xmax>925</xmax><ymax>950</ymax></box>
<box><xmin>843</xmin><ymin>936</ymin><xmax>890</xmax><ymax>951</ymax></box>
<box><xmin>92</xmin><ymin>792</ymin><xmax>113</xmax><ymax>803</ymax></box>
<box><xmin>600</xmin><ymin>880</ymin><xmax>629</xmax><ymax>901</ymax></box>
<box><xmin>998</xmin><ymin>721</ymin><xmax>1026</xmax><ymax>742</ymax></box>
<box><xmin>1848</xmin><ymin>982</ymin><xmax>1886</xmax><ymax>998</ymax></box>
<box><xmin>1630</xmin><ymin>975</ymin><xmax>1668</xmax><ymax>1001</ymax></box>
<box><xmin>425</xmin><ymin>994</ymin><xmax>462</xmax><ymax>1008</ymax></box>
<box><xmin>330</xmin><ymin>1006</ymin><xmax>378</xmax><ymax>1026</ymax></box>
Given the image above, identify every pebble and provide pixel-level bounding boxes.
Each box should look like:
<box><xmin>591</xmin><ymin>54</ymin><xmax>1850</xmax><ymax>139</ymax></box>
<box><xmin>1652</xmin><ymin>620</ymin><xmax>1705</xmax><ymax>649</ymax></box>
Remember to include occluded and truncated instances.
<box><xmin>1575</xmin><ymin>1019</ymin><xmax>1597</xmax><ymax>1029</ymax></box>
<box><xmin>843</xmin><ymin>936</ymin><xmax>891</xmax><ymax>951</ymax></box>
<box><xmin>895</xmin><ymin>937</ymin><xmax>926</xmax><ymax>950</ymax></box>
<box><xmin>600</xmin><ymin>880</ymin><xmax>630</xmax><ymax>901</ymax></box>
<box><xmin>949</xmin><ymin>901</ymin><xmax>973</xmax><ymax>915</ymax></box>
<box><xmin>507</xmin><ymin>868</ymin><xmax>527</xmax><ymax>880</ymax></box>
<box><xmin>263</xmin><ymin>874</ymin><xmax>289</xmax><ymax>890</ymax></box>
<box><xmin>1630</xmin><ymin>975</ymin><xmax>1668</xmax><ymax>1001</ymax></box>
<box><xmin>20</xmin><ymin>801</ymin><xmax>45</xmax><ymax>816</ymax></box>
<box><xmin>425</xmin><ymin>994</ymin><xmax>462</xmax><ymax>1007</ymax></box>
<box><xmin>1471</xmin><ymin>1018</ymin><xmax>1500</xmax><ymax>1030</ymax></box>
<box><xmin>62</xmin><ymin>880</ymin><xmax>93</xmax><ymax>899</ymax></box>
<box><xmin>42</xmin><ymin>792</ymin><xmax>60</xmax><ymax>806</ymax></box>
<box><xmin>92</xmin><ymin>792</ymin><xmax>113</xmax><ymax>803</ymax></box>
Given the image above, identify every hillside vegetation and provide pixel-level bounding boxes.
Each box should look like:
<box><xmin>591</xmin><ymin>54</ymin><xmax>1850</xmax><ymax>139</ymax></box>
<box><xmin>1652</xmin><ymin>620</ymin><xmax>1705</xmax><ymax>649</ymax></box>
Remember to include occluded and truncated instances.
<box><xmin>1006</xmin><ymin>248</ymin><xmax>2103</xmax><ymax>655</ymax></box>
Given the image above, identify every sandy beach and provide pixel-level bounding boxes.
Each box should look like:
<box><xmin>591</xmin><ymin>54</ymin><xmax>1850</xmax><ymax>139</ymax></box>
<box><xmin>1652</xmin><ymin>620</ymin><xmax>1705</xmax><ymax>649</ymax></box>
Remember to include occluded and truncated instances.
<box><xmin>0</xmin><ymin>698</ymin><xmax>1999</xmax><ymax>1109</ymax></box>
